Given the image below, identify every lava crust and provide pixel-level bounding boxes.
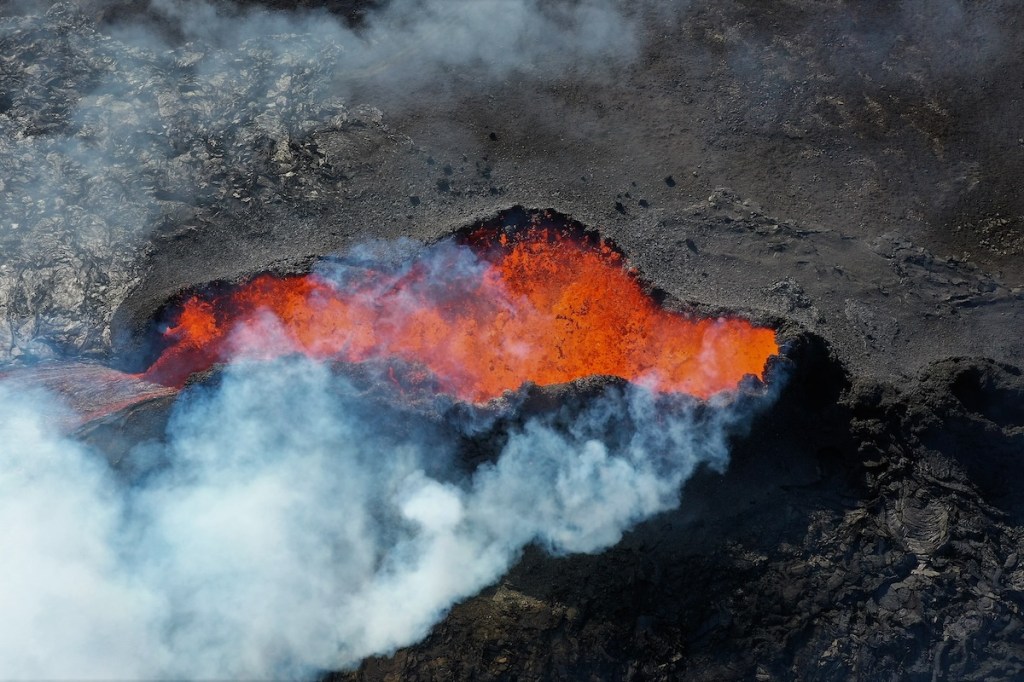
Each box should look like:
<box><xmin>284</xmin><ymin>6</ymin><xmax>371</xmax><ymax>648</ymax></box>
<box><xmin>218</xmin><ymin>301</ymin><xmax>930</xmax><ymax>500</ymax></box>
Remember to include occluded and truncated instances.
<box><xmin>1</xmin><ymin>1</ymin><xmax>1023</xmax><ymax>680</ymax></box>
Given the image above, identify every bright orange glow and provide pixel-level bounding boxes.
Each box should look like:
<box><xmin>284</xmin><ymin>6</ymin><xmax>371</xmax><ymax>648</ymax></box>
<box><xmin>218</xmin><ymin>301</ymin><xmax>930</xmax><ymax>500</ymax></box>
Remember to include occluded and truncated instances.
<box><xmin>143</xmin><ymin>223</ymin><xmax>779</xmax><ymax>401</ymax></box>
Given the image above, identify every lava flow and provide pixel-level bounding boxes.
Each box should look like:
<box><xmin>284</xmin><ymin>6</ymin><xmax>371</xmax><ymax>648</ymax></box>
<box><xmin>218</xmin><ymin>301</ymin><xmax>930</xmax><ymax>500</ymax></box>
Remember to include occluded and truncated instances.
<box><xmin>143</xmin><ymin>219</ymin><xmax>779</xmax><ymax>401</ymax></box>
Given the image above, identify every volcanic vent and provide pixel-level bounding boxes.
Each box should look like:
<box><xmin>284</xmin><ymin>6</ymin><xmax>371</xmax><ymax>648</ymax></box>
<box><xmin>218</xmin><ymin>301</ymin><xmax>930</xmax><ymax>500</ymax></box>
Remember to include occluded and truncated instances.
<box><xmin>141</xmin><ymin>209</ymin><xmax>779</xmax><ymax>401</ymax></box>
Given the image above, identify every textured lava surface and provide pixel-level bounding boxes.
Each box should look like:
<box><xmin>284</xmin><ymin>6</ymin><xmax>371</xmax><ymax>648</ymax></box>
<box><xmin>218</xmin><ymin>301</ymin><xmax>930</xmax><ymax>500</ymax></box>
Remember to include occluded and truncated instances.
<box><xmin>1</xmin><ymin>1</ymin><xmax>1023</xmax><ymax>680</ymax></box>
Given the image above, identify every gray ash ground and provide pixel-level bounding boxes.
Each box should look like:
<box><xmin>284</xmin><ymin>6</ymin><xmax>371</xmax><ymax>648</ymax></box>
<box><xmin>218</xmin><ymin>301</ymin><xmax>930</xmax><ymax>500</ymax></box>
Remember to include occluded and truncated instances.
<box><xmin>2</xmin><ymin>1</ymin><xmax>1024</xmax><ymax>680</ymax></box>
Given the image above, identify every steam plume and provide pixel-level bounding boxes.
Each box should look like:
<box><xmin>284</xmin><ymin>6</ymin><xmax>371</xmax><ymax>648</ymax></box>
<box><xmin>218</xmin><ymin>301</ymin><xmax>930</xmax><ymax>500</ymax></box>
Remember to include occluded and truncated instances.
<box><xmin>0</xmin><ymin>3</ymin><xmax>775</xmax><ymax>678</ymax></box>
<box><xmin>0</xmin><ymin>350</ymin><xmax>770</xmax><ymax>678</ymax></box>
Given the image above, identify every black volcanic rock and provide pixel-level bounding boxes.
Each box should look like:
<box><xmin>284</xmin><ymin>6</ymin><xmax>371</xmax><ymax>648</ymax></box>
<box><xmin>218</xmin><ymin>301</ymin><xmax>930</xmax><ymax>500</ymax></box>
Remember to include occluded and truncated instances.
<box><xmin>0</xmin><ymin>4</ymin><xmax>396</xmax><ymax>365</ymax></box>
<box><xmin>330</xmin><ymin>355</ymin><xmax>1024</xmax><ymax>682</ymax></box>
<box><xmin>1</xmin><ymin>1</ymin><xmax>1023</xmax><ymax>680</ymax></box>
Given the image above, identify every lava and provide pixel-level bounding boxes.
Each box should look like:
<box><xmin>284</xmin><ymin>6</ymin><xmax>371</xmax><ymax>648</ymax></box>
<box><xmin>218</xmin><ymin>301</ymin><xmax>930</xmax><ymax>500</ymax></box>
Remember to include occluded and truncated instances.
<box><xmin>143</xmin><ymin>218</ymin><xmax>779</xmax><ymax>401</ymax></box>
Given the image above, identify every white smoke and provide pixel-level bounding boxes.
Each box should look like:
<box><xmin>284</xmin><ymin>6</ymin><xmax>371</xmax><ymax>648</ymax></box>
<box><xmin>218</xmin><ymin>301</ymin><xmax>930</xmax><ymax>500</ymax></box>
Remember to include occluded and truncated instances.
<box><xmin>0</xmin><ymin>353</ymin><xmax>769</xmax><ymax>679</ymax></box>
<box><xmin>0</xmin><ymin>0</ymin><xmax>640</xmax><ymax>365</ymax></box>
<box><xmin>0</xmin><ymin>385</ymin><xmax>169</xmax><ymax>679</ymax></box>
<box><xmin>69</xmin><ymin>0</ymin><xmax>640</xmax><ymax>110</ymax></box>
<box><xmin>0</xmin><ymin>4</ymin><xmax>772</xmax><ymax>677</ymax></box>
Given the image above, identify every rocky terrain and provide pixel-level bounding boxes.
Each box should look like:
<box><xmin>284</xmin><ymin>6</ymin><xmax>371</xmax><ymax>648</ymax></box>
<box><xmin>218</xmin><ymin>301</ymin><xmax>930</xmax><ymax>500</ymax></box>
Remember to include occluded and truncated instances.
<box><xmin>1</xmin><ymin>1</ymin><xmax>1022</xmax><ymax>679</ymax></box>
<box><xmin>334</xmin><ymin>350</ymin><xmax>1024</xmax><ymax>681</ymax></box>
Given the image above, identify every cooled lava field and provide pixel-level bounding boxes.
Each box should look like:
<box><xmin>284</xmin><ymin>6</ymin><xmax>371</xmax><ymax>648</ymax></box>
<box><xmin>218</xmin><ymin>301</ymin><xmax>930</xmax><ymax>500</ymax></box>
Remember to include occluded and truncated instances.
<box><xmin>1</xmin><ymin>1</ymin><xmax>1023</xmax><ymax>680</ymax></box>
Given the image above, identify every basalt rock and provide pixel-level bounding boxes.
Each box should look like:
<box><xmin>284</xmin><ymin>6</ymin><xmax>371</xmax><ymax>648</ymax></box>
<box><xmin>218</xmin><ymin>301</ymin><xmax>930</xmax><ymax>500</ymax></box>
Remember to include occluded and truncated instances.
<box><xmin>0</xmin><ymin>3</ymin><xmax>396</xmax><ymax>365</ymax></box>
<box><xmin>330</xmin><ymin>355</ymin><xmax>1024</xmax><ymax>682</ymax></box>
<box><xmin>3</xmin><ymin>1</ymin><xmax>1024</xmax><ymax>680</ymax></box>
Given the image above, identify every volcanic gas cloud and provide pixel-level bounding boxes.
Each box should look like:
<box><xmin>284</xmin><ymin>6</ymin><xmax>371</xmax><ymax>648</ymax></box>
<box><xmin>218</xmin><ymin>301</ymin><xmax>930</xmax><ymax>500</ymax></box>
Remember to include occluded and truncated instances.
<box><xmin>144</xmin><ymin>215</ymin><xmax>778</xmax><ymax>400</ymax></box>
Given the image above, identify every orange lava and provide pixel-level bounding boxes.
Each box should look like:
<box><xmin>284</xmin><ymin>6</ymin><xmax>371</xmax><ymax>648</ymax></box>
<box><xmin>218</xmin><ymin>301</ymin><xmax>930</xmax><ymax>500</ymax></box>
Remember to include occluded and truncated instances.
<box><xmin>144</xmin><ymin>225</ymin><xmax>778</xmax><ymax>401</ymax></box>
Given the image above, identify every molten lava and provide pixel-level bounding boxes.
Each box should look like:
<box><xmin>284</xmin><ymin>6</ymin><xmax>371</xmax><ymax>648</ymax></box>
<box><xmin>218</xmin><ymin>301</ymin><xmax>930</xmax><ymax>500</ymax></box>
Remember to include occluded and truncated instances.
<box><xmin>144</xmin><ymin>221</ymin><xmax>778</xmax><ymax>401</ymax></box>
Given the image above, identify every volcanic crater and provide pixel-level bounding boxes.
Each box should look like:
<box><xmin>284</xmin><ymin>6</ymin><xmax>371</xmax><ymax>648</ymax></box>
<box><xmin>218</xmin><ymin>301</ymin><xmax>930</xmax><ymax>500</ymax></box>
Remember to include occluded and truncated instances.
<box><xmin>126</xmin><ymin>208</ymin><xmax>782</xmax><ymax>404</ymax></box>
<box><xmin>2</xmin><ymin>1</ymin><xmax>1024</xmax><ymax>680</ymax></box>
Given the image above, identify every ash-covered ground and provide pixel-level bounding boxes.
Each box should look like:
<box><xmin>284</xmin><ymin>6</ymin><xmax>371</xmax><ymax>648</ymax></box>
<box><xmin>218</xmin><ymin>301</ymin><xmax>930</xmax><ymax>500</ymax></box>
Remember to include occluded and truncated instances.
<box><xmin>1</xmin><ymin>1</ymin><xmax>1023</xmax><ymax>680</ymax></box>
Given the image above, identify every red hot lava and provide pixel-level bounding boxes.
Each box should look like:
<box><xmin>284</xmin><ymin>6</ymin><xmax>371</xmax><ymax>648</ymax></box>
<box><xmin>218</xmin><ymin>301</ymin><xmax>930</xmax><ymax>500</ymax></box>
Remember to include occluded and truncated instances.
<box><xmin>144</xmin><ymin>221</ymin><xmax>779</xmax><ymax>402</ymax></box>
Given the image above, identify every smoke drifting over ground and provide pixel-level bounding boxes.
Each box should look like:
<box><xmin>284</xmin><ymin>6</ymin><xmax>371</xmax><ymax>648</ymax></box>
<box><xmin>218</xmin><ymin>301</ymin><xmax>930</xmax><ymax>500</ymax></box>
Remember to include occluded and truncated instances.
<box><xmin>0</xmin><ymin>353</ymin><xmax>771</xmax><ymax>679</ymax></box>
<box><xmin>3</xmin><ymin>0</ymin><xmax>1024</xmax><ymax>679</ymax></box>
<box><xmin>0</xmin><ymin>5</ymin><xmax>768</xmax><ymax>676</ymax></box>
<box><xmin>0</xmin><ymin>0</ymin><xmax>638</xmax><ymax>364</ymax></box>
